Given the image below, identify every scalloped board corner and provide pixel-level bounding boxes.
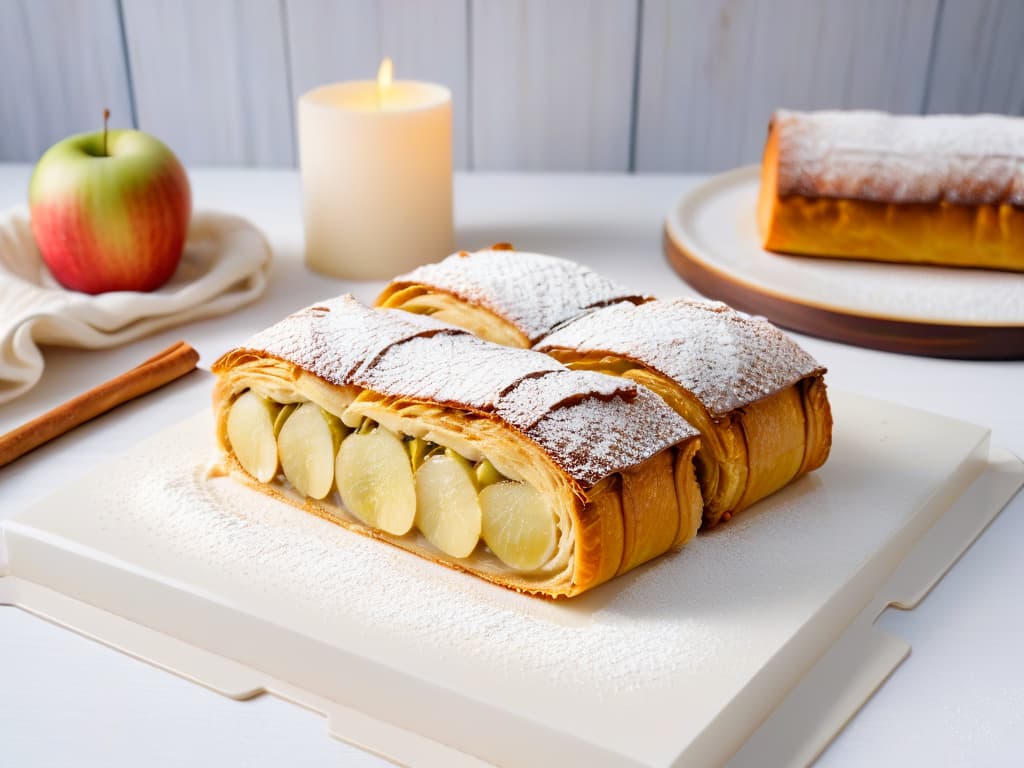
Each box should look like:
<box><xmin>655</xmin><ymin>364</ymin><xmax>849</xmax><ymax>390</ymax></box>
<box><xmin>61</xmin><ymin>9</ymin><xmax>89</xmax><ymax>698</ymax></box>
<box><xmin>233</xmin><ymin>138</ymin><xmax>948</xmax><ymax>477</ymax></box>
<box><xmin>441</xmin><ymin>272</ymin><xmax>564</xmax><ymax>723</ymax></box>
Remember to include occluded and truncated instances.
<box><xmin>1</xmin><ymin>391</ymin><xmax>1021</xmax><ymax>767</ymax></box>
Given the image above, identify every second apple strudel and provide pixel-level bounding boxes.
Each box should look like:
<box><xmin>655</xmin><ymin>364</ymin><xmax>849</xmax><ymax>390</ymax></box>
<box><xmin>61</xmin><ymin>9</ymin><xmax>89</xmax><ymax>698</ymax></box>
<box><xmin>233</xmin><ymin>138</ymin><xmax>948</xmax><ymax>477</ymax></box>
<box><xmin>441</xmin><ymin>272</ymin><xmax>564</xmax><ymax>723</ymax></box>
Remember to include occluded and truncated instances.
<box><xmin>758</xmin><ymin>109</ymin><xmax>1024</xmax><ymax>271</ymax></box>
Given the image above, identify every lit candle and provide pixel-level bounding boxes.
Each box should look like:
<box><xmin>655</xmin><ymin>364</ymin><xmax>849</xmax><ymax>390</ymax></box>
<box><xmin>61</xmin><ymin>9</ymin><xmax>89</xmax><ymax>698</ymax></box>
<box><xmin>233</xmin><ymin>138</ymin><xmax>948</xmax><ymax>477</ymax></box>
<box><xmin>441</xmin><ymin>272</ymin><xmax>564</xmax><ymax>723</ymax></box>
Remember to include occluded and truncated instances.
<box><xmin>298</xmin><ymin>59</ymin><xmax>453</xmax><ymax>279</ymax></box>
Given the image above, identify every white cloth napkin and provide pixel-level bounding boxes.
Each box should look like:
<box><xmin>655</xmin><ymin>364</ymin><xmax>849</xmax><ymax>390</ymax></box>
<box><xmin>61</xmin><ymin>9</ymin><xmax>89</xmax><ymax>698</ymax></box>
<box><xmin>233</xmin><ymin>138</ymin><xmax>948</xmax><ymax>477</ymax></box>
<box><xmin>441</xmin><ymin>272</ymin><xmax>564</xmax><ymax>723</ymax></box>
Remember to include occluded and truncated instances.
<box><xmin>0</xmin><ymin>207</ymin><xmax>271</xmax><ymax>404</ymax></box>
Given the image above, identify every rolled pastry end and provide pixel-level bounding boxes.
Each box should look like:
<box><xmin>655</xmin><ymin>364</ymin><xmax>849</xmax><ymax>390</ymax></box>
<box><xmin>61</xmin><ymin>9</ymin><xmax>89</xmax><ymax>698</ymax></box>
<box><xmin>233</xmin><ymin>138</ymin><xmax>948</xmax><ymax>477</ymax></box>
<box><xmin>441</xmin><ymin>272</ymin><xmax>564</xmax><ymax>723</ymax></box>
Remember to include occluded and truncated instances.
<box><xmin>376</xmin><ymin>247</ymin><xmax>647</xmax><ymax>346</ymax></box>
<box><xmin>542</xmin><ymin>349</ymin><xmax>829</xmax><ymax>528</ymax></box>
<box><xmin>634</xmin><ymin>367</ymin><xmax>829</xmax><ymax>527</ymax></box>
<box><xmin>799</xmin><ymin>374</ymin><xmax>833</xmax><ymax>476</ymax></box>
<box><xmin>377</xmin><ymin>283</ymin><xmax>532</xmax><ymax>348</ymax></box>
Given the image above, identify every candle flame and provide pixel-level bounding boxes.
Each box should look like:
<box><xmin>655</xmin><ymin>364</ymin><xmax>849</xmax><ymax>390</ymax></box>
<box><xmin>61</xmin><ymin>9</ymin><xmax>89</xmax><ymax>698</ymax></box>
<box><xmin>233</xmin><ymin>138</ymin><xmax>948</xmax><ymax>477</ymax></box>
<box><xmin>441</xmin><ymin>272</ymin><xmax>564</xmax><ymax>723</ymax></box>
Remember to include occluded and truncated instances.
<box><xmin>377</xmin><ymin>58</ymin><xmax>393</xmax><ymax>92</ymax></box>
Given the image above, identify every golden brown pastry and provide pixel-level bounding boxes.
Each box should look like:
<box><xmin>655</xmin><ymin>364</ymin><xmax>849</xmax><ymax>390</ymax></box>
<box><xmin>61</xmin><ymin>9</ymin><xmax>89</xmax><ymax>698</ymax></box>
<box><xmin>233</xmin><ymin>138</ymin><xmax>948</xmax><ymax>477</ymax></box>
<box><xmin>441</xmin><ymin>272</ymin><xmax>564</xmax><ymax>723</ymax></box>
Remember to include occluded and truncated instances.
<box><xmin>212</xmin><ymin>295</ymin><xmax>702</xmax><ymax>598</ymax></box>
<box><xmin>758</xmin><ymin>109</ymin><xmax>1024</xmax><ymax>271</ymax></box>
<box><xmin>536</xmin><ymin>299</ymin><xmax>831</xmax><ymax>526</ymax></box>
<box><xmin>376</xmin><ymin>245</ymin><xmax>645</xmax><ymax>347</ymax></box>
<box><xmin>379</xmin><ymin>250</ymin><xmax>831</xmax><ymax>525</ymax></box>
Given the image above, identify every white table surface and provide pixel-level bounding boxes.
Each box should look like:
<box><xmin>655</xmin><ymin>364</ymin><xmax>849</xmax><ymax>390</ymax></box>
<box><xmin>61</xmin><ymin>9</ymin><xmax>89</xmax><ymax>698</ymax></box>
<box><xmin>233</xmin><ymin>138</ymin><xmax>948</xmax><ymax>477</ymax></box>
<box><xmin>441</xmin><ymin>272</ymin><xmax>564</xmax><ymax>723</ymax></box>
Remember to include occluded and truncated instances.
<box><xmin>0</xmin><ymin>166</ymin><xmax>1021</xmax><ymax>767</ymax></box>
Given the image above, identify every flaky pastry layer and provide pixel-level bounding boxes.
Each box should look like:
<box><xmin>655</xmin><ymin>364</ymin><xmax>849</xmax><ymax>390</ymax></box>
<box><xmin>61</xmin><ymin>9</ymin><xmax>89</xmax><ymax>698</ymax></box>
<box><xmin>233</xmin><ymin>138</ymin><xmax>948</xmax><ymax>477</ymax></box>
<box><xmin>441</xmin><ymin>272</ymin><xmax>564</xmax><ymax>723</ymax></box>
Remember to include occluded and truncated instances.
<box><xmin>540</xmin><ymin>352</ymin><xmax>831</xmax><ymax>526</ymax></box>
<box><xmin>378</xmin><ymin>247</ymin><xmax>646</xmax><ymax>345</ymax></box>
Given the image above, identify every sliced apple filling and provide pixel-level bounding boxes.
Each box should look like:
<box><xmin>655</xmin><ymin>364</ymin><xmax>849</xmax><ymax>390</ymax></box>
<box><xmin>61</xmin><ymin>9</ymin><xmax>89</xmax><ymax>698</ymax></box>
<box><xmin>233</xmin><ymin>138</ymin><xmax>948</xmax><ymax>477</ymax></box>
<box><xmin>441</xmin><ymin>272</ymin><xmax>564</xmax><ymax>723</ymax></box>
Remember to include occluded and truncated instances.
<box><xmin>225</xmin><ymin>390</ymin><xmax>560</xmax><ymax>572</ymax></box>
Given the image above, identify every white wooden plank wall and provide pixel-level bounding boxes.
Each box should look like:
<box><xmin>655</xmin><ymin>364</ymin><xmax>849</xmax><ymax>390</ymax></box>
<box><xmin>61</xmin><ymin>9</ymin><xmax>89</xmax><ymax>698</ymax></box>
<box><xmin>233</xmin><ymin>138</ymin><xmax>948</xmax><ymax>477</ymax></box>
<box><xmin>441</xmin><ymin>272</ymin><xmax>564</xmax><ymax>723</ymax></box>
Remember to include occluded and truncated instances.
<box><xmin>285</xmin><ymin>0</ymin><xmax>470</xmax><ymax>168</ymax></box>
<box><xmin>1</xmin><ymin>0</ymin><xmax>1023</xmax><ymax>170</ymax></box>
<box><xmin>121</xmin><ymin>0</ymin><xmax>294</xmax><ymax>166</ymax></box>
<box><xmin>925</xmin><ymin>0</ymin><xmax>1024</xmax><ymax>115</ymax></box>
<box><xmin>634</xmin><ymin>0</ymin><xmax>939</xmax><ymax>172</ymax></box>
<box><xmin>470</xmin><ymin>0</ymin><xmax>637</xmax><ymax>171</ymax></box>
<box><xmin>0</xmin><ymin>0</ymin><xmax>133</xmax><ymax>162</ymax></box>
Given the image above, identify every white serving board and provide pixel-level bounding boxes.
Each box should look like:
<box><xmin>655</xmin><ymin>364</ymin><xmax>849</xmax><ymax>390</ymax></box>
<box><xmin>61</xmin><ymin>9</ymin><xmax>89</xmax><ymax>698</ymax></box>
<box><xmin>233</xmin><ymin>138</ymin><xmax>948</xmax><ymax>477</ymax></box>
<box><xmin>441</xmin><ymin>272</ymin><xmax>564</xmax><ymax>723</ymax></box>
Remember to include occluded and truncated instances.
<box><xmin>1</xmin><ymin>390</ymin><xmax>1021</xmax><ymax>767</ymax></box>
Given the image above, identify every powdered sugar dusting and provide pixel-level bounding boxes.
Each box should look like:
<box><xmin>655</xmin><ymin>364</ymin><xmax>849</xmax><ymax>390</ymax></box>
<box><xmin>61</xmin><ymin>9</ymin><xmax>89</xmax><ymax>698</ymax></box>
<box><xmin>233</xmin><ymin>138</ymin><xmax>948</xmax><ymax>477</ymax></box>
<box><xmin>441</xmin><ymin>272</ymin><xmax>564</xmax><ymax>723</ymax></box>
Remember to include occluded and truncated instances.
<box><xmin>236</xmin><ymin>294</ymin><xmax>461</xmax><ymax>385</ymax></box>
<box><xmin>392</xmin><ymin>250</ymin><xmax>646</xmax><ymax>343</ymax></box>
<box><xmin>537</xmin><ymin>299</ymin><xmax>823</xmax><ymax>417</ymax></box>
<box><xmin>228</xmin><ymin>297</ymin><xmax>695</xmax><ymax>487</ymax></box>
<box><xmin>85</xmin><ymin>423</ymin><xmax>720</xmax><ymax>695</ymax></box>
<box><xmin>495</xmin><ymin>370</ymin><xmax>637</xmax><ymax>431</ymax></box>
<box><xmin>524</xmin><ymin>387</ymin><xmax>697</xmax><ymax>485</ymax></box>
<box><xmin>772</xmin><ymin>109</ymin><xmax>1024</xmax><ymax>206</ymax></box>
<box><xmin>352</xmin><ymin>332</ymin><xmax>562</xmax><ymax>409</ymax></box>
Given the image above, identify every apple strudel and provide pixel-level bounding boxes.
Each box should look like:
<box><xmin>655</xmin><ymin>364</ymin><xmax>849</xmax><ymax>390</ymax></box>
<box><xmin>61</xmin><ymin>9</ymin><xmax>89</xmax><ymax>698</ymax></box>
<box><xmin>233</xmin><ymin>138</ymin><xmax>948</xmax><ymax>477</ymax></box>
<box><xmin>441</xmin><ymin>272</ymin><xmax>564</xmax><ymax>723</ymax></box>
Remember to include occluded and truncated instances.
<box><xmin>212</xmin><ymin>296</ymin><xmax>702</xmax><ymax>597</ymax></box>
<box><xmin>378</xmin><ymin>250</ymin><xmax>831</xmax><ymax>525</ymax></box>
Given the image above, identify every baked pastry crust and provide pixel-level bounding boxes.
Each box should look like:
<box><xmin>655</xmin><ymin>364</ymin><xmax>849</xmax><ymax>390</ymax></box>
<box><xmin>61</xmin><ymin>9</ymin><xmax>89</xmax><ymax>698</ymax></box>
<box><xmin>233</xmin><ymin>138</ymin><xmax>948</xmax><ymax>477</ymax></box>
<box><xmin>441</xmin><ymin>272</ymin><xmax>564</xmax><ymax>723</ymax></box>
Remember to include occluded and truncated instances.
<box><xmin>377</xmin><ymin>246</ymin><xmax>646</xmax><ymax>346</ymax></box>
<box><xmin>537</xmin><ymin>299</ymin><xmax>832</xmax><ymax>526</ymax></box>
<box><xmin>758</xmin><ymin>109</ymin><xmax>1024</xmax><ymax>271</ymax></box>
<box><xmin>212</xmin><ymin>296</ymin><xmax>702</xmax><ymax>597</ymax></box>
<box><xmin>380</xmin><ymin>250</ymin><xmax>832</xmax><ymax>526</ymax></box>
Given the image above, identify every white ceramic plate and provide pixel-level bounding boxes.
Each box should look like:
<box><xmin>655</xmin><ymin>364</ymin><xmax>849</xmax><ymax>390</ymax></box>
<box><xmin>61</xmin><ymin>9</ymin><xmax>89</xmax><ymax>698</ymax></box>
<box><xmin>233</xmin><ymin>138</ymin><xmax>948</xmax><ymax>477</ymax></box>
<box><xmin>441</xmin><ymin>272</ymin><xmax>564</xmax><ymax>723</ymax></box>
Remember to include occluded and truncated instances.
<box><xmin>664</xmin><ymin>166</ymin><xmax>1024</xmax><ymax>357</ymax></box>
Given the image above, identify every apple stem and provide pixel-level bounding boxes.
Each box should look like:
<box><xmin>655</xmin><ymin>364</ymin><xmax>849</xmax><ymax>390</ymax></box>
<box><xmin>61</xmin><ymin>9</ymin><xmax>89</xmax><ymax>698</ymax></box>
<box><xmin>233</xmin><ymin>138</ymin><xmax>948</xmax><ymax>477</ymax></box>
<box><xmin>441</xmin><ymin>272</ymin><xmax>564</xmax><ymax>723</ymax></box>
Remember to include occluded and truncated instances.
<box><xmin>103</xmin><ymin>108</ymin><xmax>110</xmax><ymax>156</ymax></box>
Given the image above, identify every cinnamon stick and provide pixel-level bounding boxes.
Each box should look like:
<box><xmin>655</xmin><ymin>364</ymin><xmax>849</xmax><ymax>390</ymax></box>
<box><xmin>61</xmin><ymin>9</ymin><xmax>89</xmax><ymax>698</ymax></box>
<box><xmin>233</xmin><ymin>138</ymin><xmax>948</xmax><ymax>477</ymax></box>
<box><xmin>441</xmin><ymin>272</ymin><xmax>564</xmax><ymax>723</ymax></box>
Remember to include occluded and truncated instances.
<box><xmin>0</xmin><ymin>341</ymin><xmax>199</xmax><ymax>469</ymax></box>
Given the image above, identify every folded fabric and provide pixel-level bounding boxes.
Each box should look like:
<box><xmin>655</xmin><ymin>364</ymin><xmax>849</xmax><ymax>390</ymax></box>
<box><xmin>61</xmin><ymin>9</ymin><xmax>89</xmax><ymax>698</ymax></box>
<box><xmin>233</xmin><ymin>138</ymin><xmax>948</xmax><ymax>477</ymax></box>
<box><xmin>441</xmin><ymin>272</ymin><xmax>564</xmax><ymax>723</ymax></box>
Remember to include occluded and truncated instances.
<box><xmin>0</xmin><ymin>208</ymin><xmax>271</xmax><ymax>404</ymax></box>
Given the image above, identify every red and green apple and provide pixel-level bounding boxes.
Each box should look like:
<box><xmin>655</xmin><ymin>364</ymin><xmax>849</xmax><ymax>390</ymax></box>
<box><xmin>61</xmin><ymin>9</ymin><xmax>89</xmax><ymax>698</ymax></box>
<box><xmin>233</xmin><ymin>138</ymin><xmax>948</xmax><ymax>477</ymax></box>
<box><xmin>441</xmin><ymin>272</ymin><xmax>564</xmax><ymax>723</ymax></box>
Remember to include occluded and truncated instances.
<box><xmin>29</xmin><ymin>116</ymin><xmax>191</xmax><ymax>294</ymax></box>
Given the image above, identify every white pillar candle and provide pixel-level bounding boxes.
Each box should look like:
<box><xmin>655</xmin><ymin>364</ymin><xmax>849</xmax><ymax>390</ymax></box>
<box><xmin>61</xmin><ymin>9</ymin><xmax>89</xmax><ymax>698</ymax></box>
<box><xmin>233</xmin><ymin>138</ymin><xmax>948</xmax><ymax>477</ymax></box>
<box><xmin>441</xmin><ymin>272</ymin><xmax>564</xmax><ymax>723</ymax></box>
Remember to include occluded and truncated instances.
<box><xmin>298</xmin><ymin>63</ymin><xmax>453</xmax><ymax>279</ymax></box>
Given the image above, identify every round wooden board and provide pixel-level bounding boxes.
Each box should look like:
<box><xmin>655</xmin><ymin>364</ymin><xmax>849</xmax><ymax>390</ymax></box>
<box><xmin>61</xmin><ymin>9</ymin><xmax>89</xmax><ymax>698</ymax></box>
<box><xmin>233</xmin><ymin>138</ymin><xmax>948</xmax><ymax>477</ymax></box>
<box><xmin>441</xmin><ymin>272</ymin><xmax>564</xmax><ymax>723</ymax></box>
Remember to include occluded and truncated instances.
<box><xmin>663</xmin><ymin>166</ymin><xmax>1024</xmax><ymax>360</ymax></box>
